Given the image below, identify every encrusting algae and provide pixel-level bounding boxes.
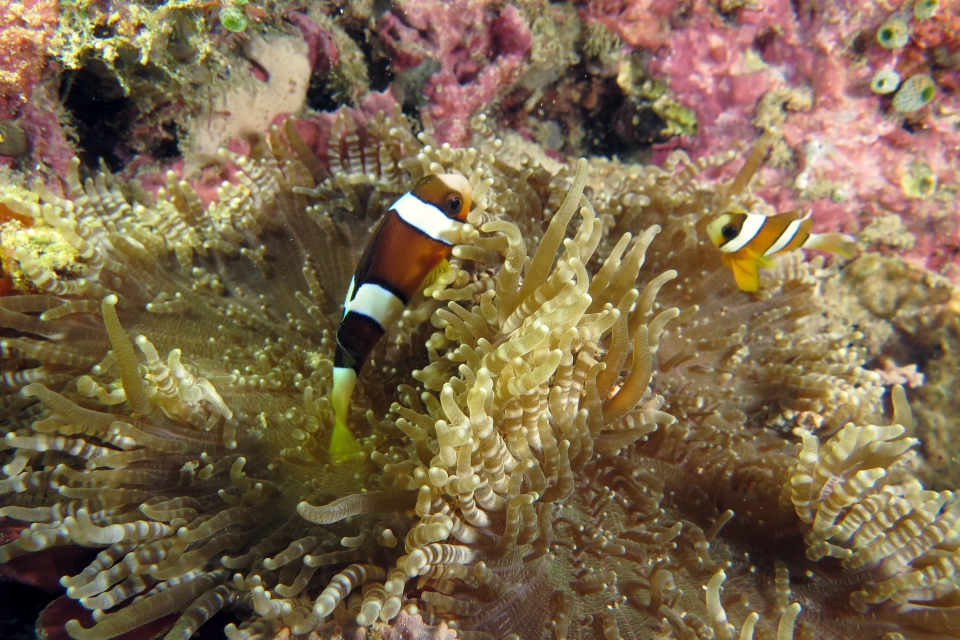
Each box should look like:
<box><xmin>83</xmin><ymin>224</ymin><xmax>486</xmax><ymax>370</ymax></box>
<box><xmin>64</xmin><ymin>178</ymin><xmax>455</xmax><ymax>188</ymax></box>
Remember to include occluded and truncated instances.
<box><xmin>0</xmin><ymin>107</ymin><xmax>958</xmax><ymax>640</ymax></box>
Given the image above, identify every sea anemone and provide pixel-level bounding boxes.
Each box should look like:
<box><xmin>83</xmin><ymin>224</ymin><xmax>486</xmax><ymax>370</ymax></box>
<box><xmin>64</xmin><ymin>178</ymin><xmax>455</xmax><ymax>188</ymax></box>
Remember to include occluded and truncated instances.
<box><xmin>1</xmin><ymin>109</ymin><xmax>959</xmax><ymax>640</ymax></box>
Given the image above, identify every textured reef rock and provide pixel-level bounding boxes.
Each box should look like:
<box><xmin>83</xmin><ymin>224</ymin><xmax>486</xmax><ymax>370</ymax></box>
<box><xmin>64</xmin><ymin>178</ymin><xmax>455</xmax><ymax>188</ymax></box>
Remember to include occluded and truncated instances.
<box><xmin>379</xmin><ymin>0</ymin><xmax>534</xmax><ymax>146</ymax></box>
<box><xmin>1</xmin><ymin>107</ymin><xmax>959</xmax><ymax>640</ymax></box>
<box><xmin>0</xmin><ymin>0</ymin><xmax>57</xmax><ymax>118</ymax></box>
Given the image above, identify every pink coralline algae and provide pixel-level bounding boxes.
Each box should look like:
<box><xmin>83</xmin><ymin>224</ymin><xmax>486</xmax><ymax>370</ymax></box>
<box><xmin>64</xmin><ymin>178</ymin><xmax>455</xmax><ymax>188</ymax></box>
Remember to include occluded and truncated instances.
<box><xmin>640</xmin><ymin>0</ymin><xmax>960</xmax><ymax>281</ymax></box>
<box><xmin>288</xmin><ymin>11</ymin><xmax>340</xmax><ymax>77</ymax></box>
<box><xmin>0</xmin><ymin>0</ymin><xmax>58</xmax><ymax>119</ymax></box>
<box><xmin>583</xmin><ymin>0</ymin><xmax>681</xmax><ymax>50</ymax></box>
<box><xmin>11</xmin><ymin>99</ymin><xmax>76</xmax><ymax>179</ymax></box>
<box><xmin>379</xmin><ymin>0</ymin><xmax>532</xmax><ymax>146</ymax></box>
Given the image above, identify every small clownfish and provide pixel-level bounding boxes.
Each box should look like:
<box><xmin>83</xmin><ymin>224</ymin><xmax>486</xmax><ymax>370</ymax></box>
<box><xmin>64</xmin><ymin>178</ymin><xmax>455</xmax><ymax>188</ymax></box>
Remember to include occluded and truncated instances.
<box><xmin>329</xmin><ymin>174</ymin><xmax>473</xmax><ymax>461</ymax></box>
<box><xmin>706</xmin><ymin>207</ymin><xmax>856</xmax><ymax>292</ymax></box>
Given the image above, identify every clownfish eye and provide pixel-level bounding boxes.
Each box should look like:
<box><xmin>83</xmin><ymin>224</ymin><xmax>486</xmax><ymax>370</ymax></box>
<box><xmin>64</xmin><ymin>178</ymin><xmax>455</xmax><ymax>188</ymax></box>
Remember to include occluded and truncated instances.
<box><xmin>446</xmin><ymin>195</ymin><xmax>463</xmax><ymax>214</ymax></box>
<box><xmin>721</xmin><ymin>224</ymin><xmax>738</xmax><ymax>240</ymax></box>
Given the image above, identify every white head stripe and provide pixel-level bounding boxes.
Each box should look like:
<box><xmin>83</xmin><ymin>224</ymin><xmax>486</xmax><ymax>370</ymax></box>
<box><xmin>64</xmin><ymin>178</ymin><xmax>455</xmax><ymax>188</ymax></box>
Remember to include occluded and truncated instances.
<box><xmin>348</xmin><ymin>283</ymin><xmax>406</xmax><ymax>331</ymax></box>
<box><xmin>720</xmin><ymin>214</ymin><xmax>766</xmax><ymax>253</ymax></box>
<box><xmin>392</xmin><ymin>192</ymin><xmax>461</xmax><ymax>245</ymax></box>
<box><xmin>765</xmin><ymin>219</ymin><xmax>802</xmax><ymax>256</ymax></box>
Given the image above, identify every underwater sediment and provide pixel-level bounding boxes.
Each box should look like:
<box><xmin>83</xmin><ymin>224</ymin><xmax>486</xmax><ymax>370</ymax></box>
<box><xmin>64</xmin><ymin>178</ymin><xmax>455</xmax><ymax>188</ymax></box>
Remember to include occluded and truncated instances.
<box><xmin>0</xmin><ymin>106</ymin><xmax>958</xmax><ymax>640</ymax></box>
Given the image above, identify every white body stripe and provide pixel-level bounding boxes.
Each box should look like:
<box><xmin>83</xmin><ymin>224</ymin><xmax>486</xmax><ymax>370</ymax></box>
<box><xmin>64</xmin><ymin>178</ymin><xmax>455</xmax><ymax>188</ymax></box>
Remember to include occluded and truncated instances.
<box><xmin>342</xmin><ymin>276</ymin><xmax>356</xmax><ymax>319</ymax></box>
<box><xmin>764</xmin><ymin>219</ymin><xmax>802</xmax><ymax>256</ymax></box>
<box><xmin>347</xmin><ymin>283</ymin><xmax>405</xmax><ymax>330</ymax></box>
<box><xmin>392</xmin><ymin>192</ymin><xmax>461</xmax><ymax>245</ymax></box>
<box><xmin>720</xmin><ymin>214</ymin><xmax>766</xmax><ymax>253</ymax></box>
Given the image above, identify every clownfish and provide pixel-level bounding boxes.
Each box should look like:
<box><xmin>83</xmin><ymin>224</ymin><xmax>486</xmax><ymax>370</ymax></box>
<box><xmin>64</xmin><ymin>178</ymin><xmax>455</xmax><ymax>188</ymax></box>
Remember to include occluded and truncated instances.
<box><xmin>329</xmin><ymin>174</ymin><xmax>473</xmax><ymax>461</ymax></box>
<box><xmin>706</xmin><ymin>207</ymin><xmax>856</xmax><ymax>292</ymax></box>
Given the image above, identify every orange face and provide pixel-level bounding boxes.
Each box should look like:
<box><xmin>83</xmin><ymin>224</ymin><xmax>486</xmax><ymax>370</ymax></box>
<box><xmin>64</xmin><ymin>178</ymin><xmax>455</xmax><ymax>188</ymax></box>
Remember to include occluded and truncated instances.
<box><xmin>411</xmin><ymin>174</ymin><xmax>473</xmax><ymax>223</ymax></box>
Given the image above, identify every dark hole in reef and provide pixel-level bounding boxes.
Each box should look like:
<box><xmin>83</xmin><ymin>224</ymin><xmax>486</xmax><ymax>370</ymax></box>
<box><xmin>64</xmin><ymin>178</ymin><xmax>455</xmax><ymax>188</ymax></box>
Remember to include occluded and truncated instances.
<box><xmin>355</xmin><ymin>29</ymin><xmax>394</xmax><ymax>93</ymax></box>
<box><xmin>613</xmin><ymin>103</ymin><xmax>671</xmax><ymax>151</ymax></box>
<box><xmin>60</xmin><ymin>61</ymin><xmax>134</xmax><ymax>172</ymax></box>
<box><xmin>306</xmin><ymin>74</ymin><xmax>341</xmax><ymax>113</ymax></box>
<box><xmin>452</xmin><ymin>45</ymin><xmax>481</xmax><ymax>84</ymax></box>
<box><xmin>369</xmin><ymin>52</ymin><xmax>395</xmax><ymax>93</ymax></box>
<box><xmin>753</xmin><ymin>28</ymin><xmax>777</xmax><ymax>56</ymax></box>
<box><xmin>851</xmin><ymin>31</ymin><xmax>870</xmax><ymax>56</ymax></box>
<box><xmin>902</xmin><ymin>119</ymin><xmax>918</xmax><ymax>134</ymax></box>
<box><xmin>93</xmin><ymin>24</ymin><xmax>114</xmax><ymax>39</ymax></box>
<box><xmin>583</xmin><ymin>77</ymin><xmax>671</xmax><ymax>158</ymax></box>
<box><xmin>400</xmin><ymin>99</ymin><xmax>422</xmax><ymax>123</ymax></box>
<box><xmin>455</xmin><ymin>61</ymin><xmax>481</xmax><ymax>84</ymax></box>
<box><xmin>149</xmin><ymin>121</ymin><xmax>182</xmax><ymax>161</ymax></box>
<box><xmin>583</xmin><ymin>76</ymin><xmax>627</xmax><ymax>155</ymax></box>
<box><xmin>494</xmin><ymin>61</ymin><xmax>673</xmax><ymax>159</ymax></box>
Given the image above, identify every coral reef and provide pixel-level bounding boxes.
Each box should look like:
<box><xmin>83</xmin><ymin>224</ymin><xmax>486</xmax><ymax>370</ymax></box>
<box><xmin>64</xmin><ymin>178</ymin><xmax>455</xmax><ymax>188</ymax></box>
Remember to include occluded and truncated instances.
<box><xmin>191</xmin><ymin>34</ymin><xmax>311</xmax><ymax>157</ymax></box>
<box><xmin>379</xmin><ymin>0</ymin><xmax>533</xmax><ymax>146</ymax></box>
<box><xmin>0</xmin><ymin>0</ymin><xmax>57</xmax><ymax>119</ymax></box>
<box><xmin>0</xmin><ymin>106</ymin><xmax>958</xmax><ymax>640</ymax></box>
<box><xmin>1</xmin><ymin>1</ymin><xmax>960</xmax><ymax>639</ymax></box>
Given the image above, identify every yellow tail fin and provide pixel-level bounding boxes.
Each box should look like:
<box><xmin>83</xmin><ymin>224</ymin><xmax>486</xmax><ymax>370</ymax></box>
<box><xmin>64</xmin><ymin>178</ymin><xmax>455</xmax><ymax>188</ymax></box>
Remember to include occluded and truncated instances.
<box><xmin>329</xmin><ymin>417</ymin><xmax>361</xmax><ymax>463</ymax></box>
<box><xmin>330</xmin><ymin>367</ymin><xmax>361</xmax><ymax>462</ymax></box>
<box><xmin>804</xmin><ymin>232</ymin><xmax>858</xmax><ymax>259</ymax></box>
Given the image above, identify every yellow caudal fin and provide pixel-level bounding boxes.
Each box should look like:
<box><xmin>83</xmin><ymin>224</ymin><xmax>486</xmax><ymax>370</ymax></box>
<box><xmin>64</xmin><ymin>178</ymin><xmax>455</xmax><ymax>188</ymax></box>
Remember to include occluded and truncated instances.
<box><xmin>329</xmin><ymin>417</ymin><xmax>361</xmax><ymax>462</ymax></box>
<box><xmin>330</xmin><ymin>367</ymin><xmax>361</xmax><ymax>462</ymax></box>
<box><xmin>730</xmin><ymin>257</ymin><xmax>760</xmax><ymax>292</ymax></box>
<box><xmin>804</xmin><ymin>232</ymin><xmax>858</xmax><ymax>259</ymax></box>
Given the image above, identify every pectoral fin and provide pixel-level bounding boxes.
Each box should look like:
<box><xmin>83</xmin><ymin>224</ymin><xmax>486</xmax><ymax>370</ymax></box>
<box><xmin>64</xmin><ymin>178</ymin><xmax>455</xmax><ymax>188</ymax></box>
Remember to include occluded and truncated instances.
<box><xmin>755</xmin><ymin>253</ymin><xmax>774</xmax><ymax>269</ymax></box>
<box><xmin>420</xmin><ymin>258</ymin><xmax>452</xmax><ymax>292</ymax></box>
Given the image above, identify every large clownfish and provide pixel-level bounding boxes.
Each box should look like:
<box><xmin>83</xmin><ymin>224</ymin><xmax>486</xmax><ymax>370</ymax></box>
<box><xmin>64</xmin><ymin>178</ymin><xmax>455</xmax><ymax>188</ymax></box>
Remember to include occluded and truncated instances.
<box><xmin>706</xmin><ymin>207</ymin><xmax>856</xmax><ymax>292</ymax></box>
<box><xmin>329</xmin><ymin>174</ymin><xmax>473</xmax><ymax>461</ymax></box>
